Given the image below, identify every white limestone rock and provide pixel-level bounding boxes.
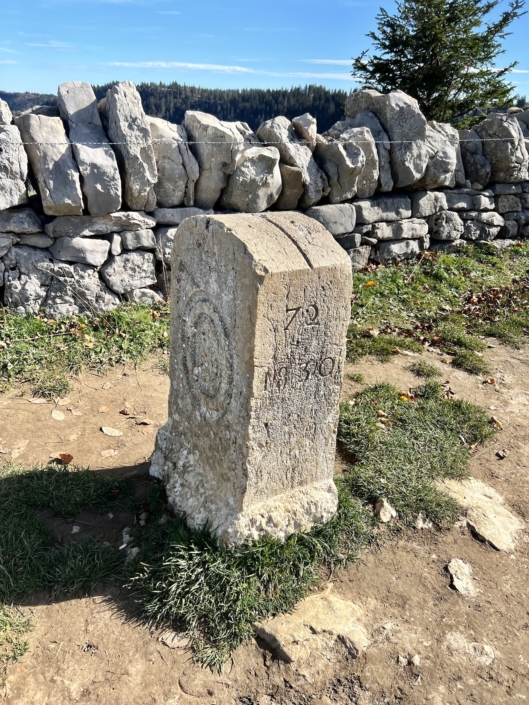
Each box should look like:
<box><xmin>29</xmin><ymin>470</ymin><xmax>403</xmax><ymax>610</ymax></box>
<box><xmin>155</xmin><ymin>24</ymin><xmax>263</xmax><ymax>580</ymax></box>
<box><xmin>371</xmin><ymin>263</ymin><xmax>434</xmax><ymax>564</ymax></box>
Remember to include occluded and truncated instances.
<box><xmin>459</xmin><ymin>129</ymin><xmax>491</xmax><ymax>187</ymax></box>
<box><xmin>292</xmin><ymin>113</ymin><xmax>317</xmax><ymax>151</ymax></box>
<box><xmin>44</xmin><ymin>211</ymin><xmax>156</xmax><ymax>238</ymax></box>
<box><xmin>0</xmin><ymin>235</ymin><xmax>16</xmax><ymax>258</ymax></box>
<box><xmin>445</xmin><ymin>192</ymin><xmax>474</xmax><ymax>210</ymax></box>
<box><xmin>412</xmin><ymin>124</ymin><xmax>458</xmax><ymax>190</ymax></box>
<box><xmin>375</xmin><ymin>498</ymin><xmax>397</xmax><ymax>523</ymax></box>
<box><xmin>101</xmin><ymin>251</ymin><xmax>157</xmax><ymax>294</ymax></box>
<box><xmin>257</xmin><ymin>116</ymin><xmax>329</xmax><ymax>208</ymax></box>
<box><xmin>496</xmin><ymin>194</ymin><xmax>521</xmax><ymax>213</ymax></box>
<box><xmin>14</xmin><ymin>114</ymin><xmax>83</xmax><ymax>216</ymax></box>
<box><xmin>347</xmin><ymin>245</ymin><xmax>372</xmax><ymax>272</ymax></box>
<box><xmin>17</xmin><ymin>234</ymin><xmax>54</xmax><ymax>248</ymax></box>
<box><xmin>0</xmin><ymin>99</ymin><xmax>13</xmax><ymax>125</ymax></box>
<box><xmin>345</xmin><ymin>89</ymin><xmax>429</xmax><ymax>188</ymax></box>
<box><xmin>411</xmin><ymin>191</ymin><xmax>448</xmax><ymax>218</ymax></box>
<box><xmin>120</xmin><ymin>229</ymin><xmax>156</xmax><ymax>250</ymax></box>
<box><xmin>49</xmin><ymin>237</ymin><xmax>111</xmax><ymax>267</ymax></box>
<box><xmin>58</xmin><ymin>81</ymin><xmax>122</xmax><ymax>216</ymax></box>
<box><xmin>218</xmin><ymin>145</ymin><xmax>282</xmax><ymax>213</ymax></box>
<box><xmin>125</xmin><ymin>287</ymin><xmax>163</xmax><ymax>304</ymax></box>
<box><xmin>373</xmin><ymin>238</ymin><xmax>421</xmax><ymax>265</ymax></box>
<box><xmin>463</xmin><ymin>220</ymin><xmax>501</xmax><ymax>242</ymax></box>
<box><xmin>368</xmin><ymin>218</ymin><xmax>428</xmax><ymax>241</ymax></box>
<box><xmin>355</xmin><ymin>195</ymin><xmax>412</xmax><ymax>224</ymax></box>
<box><xmin>476</xmin><ymin>115</ymin><xmax>529</xmax><ymax>183</ymax></box>
<box><xmin>428</xmin><ymin>211</ymin><xmax>465</xmax><ymax>240</ymax></box>
<box><xmin>0</xmin><ymin>125</ymin><xmax>28</xmax><ymax>211</ymax></box>
<box><xmin>0</xmin><ymin>208</ymin><xmax>42</xmax><ymax>234</ymax></box>
<box><xmin>101</xmin><ymin>81</ymin><xmax>157</xmax><ymax>211</ymax></box>
<box><xmin>275</xmin><ymin>163</ymin><xmax>304</xmax><ymax>210</ymax></box>
<box><xmin>41</xmin><ymin>261</ymin><xmax>119</xmax><ymax>317</ymax></box>
<box><xmin>304</xmin><ymin>204</ymin><xmax>356</xmax><ymax>236</ymax></box>
<box><xmin>313</xmin><ymin>136</ymin><xmax>364</xmax><ymax>203</ymax></box>
<box><xmin>152</xmin><ymin>206</ymin><xmax>214</xmax><ymax>226</ymax></box>
<box><xmin>322</xmin><ymin>123</ymin><xmax>378</xmax><ymax>198</ymax></box>
<box><xmin>148</xmin><ymin>116</ymin><xmax>199</xmax><ymax>208</ymax></box>
<box><xmin>155</xmin><ymin>226</ymin><xmax>176</xmax><ymax>265</ymax></box>
<box><xmin>430</xmin><ymin>121</ymin><xmax>466</xmax><ymax>187</ymax></box>
<box><xmin>429</xmin><ymin>239</ymin><xmax>469</xmax><ymax>254</ymax></box>
<box><xmin>447</xmin><ymin>559</ymin><xmax>476</xmax><ymax>597</ymax></box>
<box><xmin>3</xmin><ymin>245</ymin><xmax>52</xmax><ymax>315</ymax></box>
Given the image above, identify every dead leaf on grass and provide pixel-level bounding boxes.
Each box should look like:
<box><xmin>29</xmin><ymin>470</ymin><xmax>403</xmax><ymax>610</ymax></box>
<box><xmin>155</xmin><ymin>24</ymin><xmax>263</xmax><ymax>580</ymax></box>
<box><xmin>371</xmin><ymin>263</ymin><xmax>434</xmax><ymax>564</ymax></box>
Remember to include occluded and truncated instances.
<box><xmin>101</xmin><ymin>449</ymin><xmax>119</xmax><ymax>458</ymax></box>
<box><xmin>101</xmin><ymin>427</ymin><xmax>123</xmax><ymax>437</ymax></box>
<box><xmin>49</xmin><ymin>453</ymin><xmax>74</xmax><ymax>465</ymax></box>
<box><xmin>490</xmin><ymin>416</ymin><xmax>503</xmax><ymax>430</ymax></box>
<box><xmin>51</xmin><ymin>410</ymin><xmax>65</xmax><ymax>421</ymax></box>
<box><xmin>496</xmin><ymin>449</ymin><xmax>509</xmax><ymax>459</ymax></box>
<box><xmin>136</xmin><ymin>418</ymin><xmax>153</xmax><ymax>426</ymax></box>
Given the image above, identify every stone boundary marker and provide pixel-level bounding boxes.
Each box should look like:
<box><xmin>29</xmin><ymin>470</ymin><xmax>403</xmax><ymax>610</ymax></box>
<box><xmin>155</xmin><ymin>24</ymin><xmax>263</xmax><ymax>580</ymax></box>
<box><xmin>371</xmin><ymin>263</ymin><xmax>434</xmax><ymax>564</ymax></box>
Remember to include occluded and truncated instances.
<box><xmin>150</xmin><ymin>212</ymin><xmax>352</xmax><ymax>545</ymax></box>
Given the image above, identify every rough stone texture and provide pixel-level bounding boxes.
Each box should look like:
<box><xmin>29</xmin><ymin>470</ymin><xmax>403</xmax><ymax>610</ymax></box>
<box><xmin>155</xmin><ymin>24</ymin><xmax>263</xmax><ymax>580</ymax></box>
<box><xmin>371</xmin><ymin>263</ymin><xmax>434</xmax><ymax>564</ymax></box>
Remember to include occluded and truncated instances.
<box><xmin>345</xmin><ymin>89</ymin><xmax>429</xmax><ymax>188</ymax></box>
<box><xmin>445</xmin><ymin>192</ymin><xmax>474</xmax><ymax>210</ymax></box>
<box><xmin>496</xmin><ymin>195</ymin><xmax>521</xmax><ymax>213</ymax></box>
<box><xmin>16</xmin><ymin>234</ymin><xmax>54</xmax><ymax>248</ymax></box>
<box><xmin>14</xmin><ymin>114</ymin><xmax>83</xmax><ymax>216</ymax></box>
<box><xmin>120</xmin><ymin>229</ymin><xmax>156</xmax><ymax>251</ymax></box>
<box><xmin>150</xmin><ymin>212</ymin><xmax>351</xmax><ymax>546</ymax></box>
<box><xmin>292</xmin><ymin>113</ymin><xmax>317</xmax><ymax>151</ymax></box>
<box><xmin>275</xmin><ymin>164</ymin><xmax>304</xmax><ymax>210</ymax></box>
<box><xmin>257</xmin><ymin>116</ymin><xmax>329</xmax><ymax>208</ymax></box>
<box><xmin>41</xmin><ymin>261</ymin><xmax>119</xmax><ymax>317</ymax></box>
<box><xmin>428</xmin><ymin>211</ymin><xmax>465</xmax><ymax>240</ymax></box>
<box><xmin>476</xmin><ymin>115</ymin><xmax>529</xmax><ymax>183</ymax></box>
<box><xmin>104</xmin><ymin>233</ymin><xmax>122</xmax><ymax>256</ymax></box>
<box><xmin>430</xmin><ymin>121</ymin><xmax>466</xmax><ymax>187</ymax></box>
<box><xmin>490</xmin><ymin>183</ymin><xmax>522</xmax><ymax>194</ymax></box>
<box><xmin>347</xmin><ymin>245</ymin><xmax>371</xmax><ymax>272</ymax></box>
<box><xmin>472</xmin><ymin>194</ymin><xmax>494</xmax><ymax>210</ymax></box>
<box><xmin>102</xmin><ymin>81</ymin><xmax>157</xmax><ymax>211</ymax></box>
<box><xmin>323</xmin><ymin>122</ymin><xmax>378</xmax><ymax>198</ymax></box>
<box><xmin>0</xmin><ymin>235</ymin><xmax>16</xmax><ymax>257</ymax></box>
<box><xmin>125</xmin><ymin>288</ymin><xmax>163</xmax><ymax>304</ymax></box>
<box><xmin>463</xmin><ymin>220</ymin><xmax>501</xmax><ymax>242</ymax></box>
<box><xmin>313</xmin><ymin>136</ymin><xmax>364</xmax><ymax>203</ymax></box>
<box><xmin>412</xmin><ymin>124</ymin><xmax>457</xmax><ymax>190</ymax></box>
<box><xmin>411</xmin><ymin>190</ymin><xmax>448</xmax><ymax>218</ymax></box>
<box><xmin>375</xmin><ymin>498</ymin><xmax>398</xmax><ymax>523</ymax></box>
<box><xmin>373</xmin><ymin>238</ymin><xmax>422</xmax><ymax>265</ymax></box>
<box><xmin>304</xmin><ymin>204</ymin><xmax>356</xmax><ymax>236</ymax></box>
<box><xmin>101</xmin><ymin>251</ymin><xmax>157</xmax><ymax>294</ymax></box>
<box><xmin>255</xmin><ymin>588</ymin><xmax>369</xmax><ymax>664</ymax></box>
<box><xmin>184</xmin><ymin>111</ymin><xmax>244</xmax><ymax>209</ymax></box>
<box><xmin>367</xmin><ymin>218</ymin><xmax>428</xmax><ymax>241</ymax></box>
<box><xmin>429</xmin><ymin>239</ymin><xmax>469</xmax><ymax>254</ymax></box>
<box><xmin>218</xmin><ymin>145</ymin><xmax>282</xmax><ymax>213</ymax></box>
<box><xmin>152</xmin><ymin>206</ymin><xmax>214</xmax><ymax>226</ymax></box>
<box><xmin>0</xmin><ymin>126</ymin><xmax>28</xmax><ymax>211</ymax></box>
<box><xmin>0</xmin><ymin>99</ymin><xmax>13</xmax><ymax>125</ymax></box>
<box><xmin>439</xmin><ymin>478</ymin><xmax>523</xmax><ymax>552</ymax></box>
<box><xmin>49</xmin><ymin>237</ymin><xmax>110</xmax><ymax>267</ymax></box>
<box><xmin>355</xmin><ymin>195</ymin><xmax>412</xmax><ymax>224</ymax></box>
<box><xmin>3</xmin><ymin>245</ymin><xmax>52</xmax><ymax>315</ymax></box>
<box><xmin>445</xmin><ymin>632</ymin><xmax>495</xmax><ymax>666</ymax></box>
<box><xmin>44</xmin><ymin>211</ymin><xmax>156</xmax><ymax>238</ymax></box>
<box><xmin>459</xmin><ymin>129</ymin><xmax>491</xmax><ymax>187</ymax></box>
<box><xmin>448</xmin><ymin>559</ymin><xmax>477</xmax><ymax>597</ymax></box>
<box><xmin>0</xmin><ymin>208</ymin><xmax>41</xmax><ymax>234</ymax></box>
<box><xmin>155</xmin><ymin>227</ymin><xmax>177</xmax><ymax>265</ymax></box>
<box><xmin>58</xmin><ymin>81</ymin><xmax>122</xmax><ymax>216</ymax></box>
<box><xmin>148</xmin><ymin>116</ymin><xmax>199</xmax><ymax>208</ymax></box>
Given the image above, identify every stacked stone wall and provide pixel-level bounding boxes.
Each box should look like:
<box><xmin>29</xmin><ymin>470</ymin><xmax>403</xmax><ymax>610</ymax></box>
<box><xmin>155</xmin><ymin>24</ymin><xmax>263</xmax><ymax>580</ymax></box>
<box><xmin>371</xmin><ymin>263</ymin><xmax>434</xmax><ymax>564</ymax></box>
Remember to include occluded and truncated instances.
<box><xmin>1</xmin><ymin>82</ymin><xmax>528</xmax><ymax>317</ymax></box>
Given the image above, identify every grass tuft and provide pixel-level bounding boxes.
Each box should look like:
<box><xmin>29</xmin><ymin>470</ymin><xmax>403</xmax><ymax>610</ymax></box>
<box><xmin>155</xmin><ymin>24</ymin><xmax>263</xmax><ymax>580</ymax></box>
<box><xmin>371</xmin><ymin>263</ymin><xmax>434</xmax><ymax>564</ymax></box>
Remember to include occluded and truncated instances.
<box><xmin>347</xmin><ymin>372</ymin><xmax>365</xmax><ymax>383</ymax></box>
<box><xmin>408</xmin><ymin>360</ymin><xmax>442</xmax><ymax>379</ymax></box>
<box><xmin>0</xmin><ymin>605</ymin><xmax>32</xmax><ymax>686</ymax></box>
<box><xmin>451</xmin><ymin>350</ymin><xmax>491</xmax><ymax>376</ymax></box>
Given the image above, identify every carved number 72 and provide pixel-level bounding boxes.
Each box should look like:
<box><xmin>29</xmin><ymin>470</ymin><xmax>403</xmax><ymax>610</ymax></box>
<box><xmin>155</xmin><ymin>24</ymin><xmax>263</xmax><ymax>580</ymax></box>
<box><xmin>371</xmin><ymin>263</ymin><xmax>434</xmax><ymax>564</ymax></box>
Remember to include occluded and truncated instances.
<box><xmin>285</xmin><ymin>304</ymin><xmax>319</xmax><ymax>330</ymax></box>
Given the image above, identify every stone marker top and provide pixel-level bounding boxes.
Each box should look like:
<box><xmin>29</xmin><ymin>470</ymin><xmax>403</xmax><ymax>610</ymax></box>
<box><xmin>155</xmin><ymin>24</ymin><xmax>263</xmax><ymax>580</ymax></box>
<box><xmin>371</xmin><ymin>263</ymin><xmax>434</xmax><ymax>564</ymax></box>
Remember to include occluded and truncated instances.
<box><xmin>151</xmin><ymin>211</ymin><xmax>352</xmax><ymax>546</ymax></box>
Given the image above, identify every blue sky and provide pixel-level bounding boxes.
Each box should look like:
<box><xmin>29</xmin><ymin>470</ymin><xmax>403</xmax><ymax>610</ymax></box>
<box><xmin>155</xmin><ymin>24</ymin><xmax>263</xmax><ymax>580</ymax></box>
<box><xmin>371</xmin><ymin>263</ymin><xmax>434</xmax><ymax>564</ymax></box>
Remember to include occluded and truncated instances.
<box><xmin>1</xmin><ymin>0</ymin><xmax>528</xmax><ymax>95</ymax></box>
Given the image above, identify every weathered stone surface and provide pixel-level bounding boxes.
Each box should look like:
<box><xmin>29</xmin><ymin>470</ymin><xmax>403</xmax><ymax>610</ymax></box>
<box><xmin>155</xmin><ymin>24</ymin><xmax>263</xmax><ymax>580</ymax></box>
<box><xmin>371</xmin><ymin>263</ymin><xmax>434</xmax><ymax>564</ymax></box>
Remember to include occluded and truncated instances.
<box><xmin>58</xmin><ymin>81</ymin><xmax>122</xmax><ymax>216</ymax></box>
<box><xmin>257</xmin><ymin>116</ymin><xmax>329</xmax><ymax>208</ymax></box>
<box><xmin>368</xmin><ymin>218</ymin><xmax>428</xmax><ymax>241</ymax></box>
<box><xmin>152</xmin><ymin>206</ymin><xmax>214</xmax><ymax>226</ymax></box>
<box><xmin>373</xmin><ymin>238</ymin><xmax>421</xmax><ymax>265</ymax></box>
<box><xmin>150</xmin><ymin>212</ymin><xmax>351</xmax><ymax>545</ymax></box>
<box><xmin>428</xmin><ymin>211</ymin><xmax>465</xmax><ymax>240</ymax></box>
<box><xmin>304</xmin><ymin>204</ymin><xmax>356</xmax><ymax>236</ymax></box>
<box><xmin>375</xmin><ymin>498</ymin><xmax>398</xmax><ymax>523</ymax></box>
<box><xmin>0</xmin><ymin>126</ymin><xmax>28</xmax><ymax>210</ymax></box>
<box><xmin>184</xmin><ymin>111</ymin><xmax>244</xmax><ymax>209</ymax></box>
<box><xmin>148</xmin><ymin>116</ymin><xmax>199</xmax><ymax>208</ymax></box>
<box><xmin>125</xmin><ymin>287</ymin><xmax>163</xmax><ymax>304</ymax></box>
<box><xmin>101</xmin><ymin>251</ymin><xmax>157</xmax><ymax>294</ymax></box>
<box><xmin>256</xmin><ymin>587</ymin><xmax>369</xmax><ymax>663</ymax></box>
<box><xmin>324</xmin><ymin>122</ymin><xmax>378</xmax><ymax>198</ymax></box>
<box><xmin>459</xmin><ymin>129</ymin><xmax>491</xmax><ymax>187</ymax></box>
<box><xmin>429</xmin><ymin>239</ymin><xmax>469</xmax><ymax>254</ymax></box>
<box><xmin>472</xmin><ymin>194</ymin><xmax>494</xmax><ymax>210</ymax></box>
<box><xmin>292</xmin><ymin>113</ymin><xmax>317</xmax><ymax>151</ymax></box>
<box><xmin>496</xmin><ymin>194</ymin><xmax>521</xmax><ymax>213</ymax></box>
<box><xmin>431</xmin><ymin>121</ymin><xmax>466</xmax><ymax>187</ymax></box>
<box><xmin>14</xmin><ymin>114</ymin><xmax>83</xmax><ymax>216</ymax></box>
<box><xmin>445</xmin><ymin>192</ymin><xmax>474</xmax><ymax>210</ymax></box>
<box><xmin>219</xmin><ymin>145</ymin><xmax>282</xmax><ymax>212</ymax></box>
<box><xmin>49</xmin><ymin>237</ymin><xmax>110</xmax><ymax>267</ymax></box>
<box><xmin>0</xmin><ymin>208</ymin><xmax>41</xmax><ymax>234</ymax></box>
<box><xmin>44</xmin><ymin>211</ymin><xmax>156</xmax><ymax>238</ymax></box>
<box><xmin>120</xmin><ymin>229</ymin><xmax>156</xmax><ymax>251</ymax></box>
<box><xmin>445</xmin><ymin>632</ymin><xmax>495</xmax><ymax>666</ymax></box>
<box><xmin>104</xmin><ymin>233</ymin><xmax>122</xmax><ymax>256</ymax></box>
<box><xmin>413</xmin><ymin>124</ymin><xmax>457</xmax><ymax>190</ymax></box>
<box><xmin>275</xmin><ymin>163</ymin><xmax>304</xmax><ymax>210</ymax></box>
<box><xmin>411</xmin><ymin>190</ymin><xmax>448</xmax><ymax>218</ymax></box>
<box><xmin>3</xmin><ymin>246</ymin><xmax>52</xmax><ymax>315</ymax></box>
<box><xmin>476</xmin><ymin>115</ymin><xmax>529</xmax><ymax>183</ymax></box>
<box><xmin>355</xmin><ymin>195</ymin><xmax>412</xmax><ymax>224</ymax></box>
<box><xmin>439</xmin><ymin>478</ymin><xmax>523</xmax><ymax>552</ymax></box>
<box><xmin>155</xmin><ymin>226</ymin><xmax>177</xmax><ymax>265</ymax></box>
<box><xmin>490</xmin><ymin>183</ymin><xmax>522</xmax><ymax>194</ymax></box>
<box><xmin>500</xmin><ymin>220</ymin><xmax>520</xmax><ymax>239</ymax></box>
<box><xmin>447</xmin><ymin>559</ymin><xmax>476</xmax><ymax>597</ymax></box>
<box><xmin>41</xmin><ymin>261</ymin><xmax>119</xmax><ymax>317</ymax></box>
<box><xmin>16</xmin><ymin>233</ymin><xmax>53</xmax><ymax>248</ymax></box>
<box><xmin>0</xmin><ymin>235</ymin><xmax>16</xmax><ymax>257</ymax></box>
<box><xmin>338</xmin><ymin>233</ymin><xmax>362</xmax><ymax>250</ymax></box>
<box><xmin>347</xmin><ymin>245</ymin><xmax>371</xmax><ymax>272</ymax></box>
<box><xmin>474</xmin><ymin>211</ymin><xmax>504</xmax><ymax>227</ymax></box>
<box><xmin>345</xmin><ymin>89</ymin><xmax>429</xmax><ymax>188</ymax></box>
<box><xmin>463</xmin><ymin>220</ymin><xmax>501</xmax><ymax>241</ymax></box>
<box><xmin>102</xmin><ymin>81</ymin><xmax>157</xmax><ymax>211</ymax></box>
<box><xmin>0</xmin><ymin>99</ymin><xmax>12</xmax><ymax>125</ymax></box>
<box><xmin>313</xmin><ymin>136</ymin><xmax>364</xmax><ymax>203</ymax></box>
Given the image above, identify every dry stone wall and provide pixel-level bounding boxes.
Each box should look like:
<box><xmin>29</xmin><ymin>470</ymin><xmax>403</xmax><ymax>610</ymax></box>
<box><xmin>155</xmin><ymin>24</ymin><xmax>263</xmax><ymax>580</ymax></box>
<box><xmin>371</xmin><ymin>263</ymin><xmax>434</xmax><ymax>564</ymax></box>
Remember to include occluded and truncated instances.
<box><xmin>0</xmin><ymin>81</ymin><xmax>529</xmax><ymax>318</ymax></box>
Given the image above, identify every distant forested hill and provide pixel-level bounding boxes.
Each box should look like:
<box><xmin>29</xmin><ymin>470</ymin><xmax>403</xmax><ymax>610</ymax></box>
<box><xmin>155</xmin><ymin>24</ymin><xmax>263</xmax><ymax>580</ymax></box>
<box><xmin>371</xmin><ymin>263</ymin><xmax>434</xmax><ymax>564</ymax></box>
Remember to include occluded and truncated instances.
<box><xmin>2</xmin><ymin>83</ymin><xmax>349</xmax><ymax>132</ymax></box>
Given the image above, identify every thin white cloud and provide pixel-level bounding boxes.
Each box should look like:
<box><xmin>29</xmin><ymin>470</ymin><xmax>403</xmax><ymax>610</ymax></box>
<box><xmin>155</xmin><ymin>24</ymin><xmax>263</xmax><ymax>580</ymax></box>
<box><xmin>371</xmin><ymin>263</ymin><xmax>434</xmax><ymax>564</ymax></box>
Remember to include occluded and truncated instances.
<box><xmin>300</xmin><ymin>59</ymin><xmax>352</xmax><ymax>66</ymax></box>
<box><xmin>0</xmin><ymin>60</ymin><xmax>16</xmax><ymax>64</ymax></box>
<box><xmin>0</xmin><ymin>47</ymin><xmax>16</xmax><ymax>54</ymax></box>
<box><xmin>27</xmin><ymin>40</ymin><xmax>73</xmax><ymax>49</ymax></box>
<box><xmin>511</xmin><ymin>69</ymin><xmax>529</xmax><ymax>74</ymax></box>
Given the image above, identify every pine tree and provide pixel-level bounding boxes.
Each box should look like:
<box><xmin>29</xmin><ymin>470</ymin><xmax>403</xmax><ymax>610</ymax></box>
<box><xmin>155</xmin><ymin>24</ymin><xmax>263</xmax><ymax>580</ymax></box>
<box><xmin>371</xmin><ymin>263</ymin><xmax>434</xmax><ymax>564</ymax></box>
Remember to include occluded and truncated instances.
<box><xmin>353</xmin><ymin>0</ymin><xmax>526</xmax><ymax>122</ymax></box>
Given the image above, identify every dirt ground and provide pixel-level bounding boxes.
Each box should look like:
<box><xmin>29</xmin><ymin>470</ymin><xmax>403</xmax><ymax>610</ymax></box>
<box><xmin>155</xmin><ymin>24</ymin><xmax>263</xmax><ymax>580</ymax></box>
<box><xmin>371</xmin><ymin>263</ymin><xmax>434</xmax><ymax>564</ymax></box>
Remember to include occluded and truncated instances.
<box><xmin>1</xmin><ymin>343</ymin><xmax>528</xmax><ymax>705</ymax></box>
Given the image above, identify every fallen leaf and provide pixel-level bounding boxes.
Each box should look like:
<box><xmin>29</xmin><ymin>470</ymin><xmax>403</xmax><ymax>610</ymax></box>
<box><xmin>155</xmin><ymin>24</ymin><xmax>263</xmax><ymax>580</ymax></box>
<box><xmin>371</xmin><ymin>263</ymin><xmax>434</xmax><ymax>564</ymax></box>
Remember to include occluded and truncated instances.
<box><xmin>59</xmin><ymin>453</ymin><xmax>74</xmax><ymax>464</ymax></box>
<box><xmin>101</xmin><ymin>449</ymin><xmax>119</xmax><ymax>458</ymax></box>
<box><xmin>67</xmin><ymin>408</ymin><xmax>82</xmax><ymax>417</ymax></box>
<box><xmin>484</xmin><ymin>377</ymin><xmax>496</xmax><ymax>385</ymax></box>
<box><xmin>376</xmin><ymin>410</ymin><xmax>387</xmax><ymax>418</ymax></box>
<box><xmin>366</xmin><ymin>327</ymin><xmax>379</xmax><ymax>337</ymax></box>
<box><xmin>120</xmin><ymin>407</ymin><xmax>133</xmax><ymax>416</ymax></box>
<box><xmin>99</xmin><ymin>406</ymin><xmax>109</xmax><ymax>413</ymax></box>
<box><xmin>28</xmin><ymin>398</ymin><xmax>47</xmax><ymax>404</ymax></box>
<box><xmin>441</xmin><ymin>358</ymin><xmax>452</xmax><ymax>365</ymax></box>
<box><xmin>365</xmin><ymin>281</ymin><xmax>376</xmax><ymax>287</ymax></box>
<box><xmin>496</xmin><ymin>449</ymin><xmax>509</xmax><ymax>459</ymax></box>
<box><xmin>490</xmin><ymin>416</ymin><xmax>503</xmax><ymax>430</ymax></box>
<box><xmin>136</xmin><ymin>418</ymin><xmax>153</xmax><ymax>426</ymax></box>
<box><xmin>51</xmin><ymin>410</ymin><xmax>65</xmax><ymax>421</ymax></box>
<box><xmin>101</xmin><ymin>427</ymin><xmax>123</xmax><ymax>437</ymax></box>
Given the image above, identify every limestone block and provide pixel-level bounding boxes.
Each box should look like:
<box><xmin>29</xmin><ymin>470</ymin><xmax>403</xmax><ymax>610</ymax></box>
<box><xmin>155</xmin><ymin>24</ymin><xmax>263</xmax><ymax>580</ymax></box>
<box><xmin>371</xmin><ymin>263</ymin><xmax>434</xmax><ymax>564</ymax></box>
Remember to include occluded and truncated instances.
<box><xmin>17</xmin><ymin>234</ymin><xmax>54</xmax><ymax>248</ymax></box>
<box><xmin>3</xmin><ymin>246</ymin><xmax>52</xmax><ymax>315</ymax></box>
<box><xmin>257</xmin><ymin>116</ymin><xmax>329</xmax><ymax>208</ymax></box>
<box><xmin>428</xmin><ymin>211</ymin><xmax>465</xmax><ymax>240</ymax></box>
<box><xmin>347</xmin><ymin>245</ymin><xmax>372</xmax><ymax>272</ymax></box>
<box><xmin>104</xmin><ymin>233</ymin><xmax>122</xmax><ymax>256</ymax></box>
<box><xmin>459</xmin><ymin>129</ymin><xmax>491</xmax><ymax>187</ymax></box>
<box><xmin>373</xmin><ymin>238</ymin><xmax>421</xmax><ymax>264</ymax></box>
<box><xmin>49</xmin><ymin>237</ymin><xmax>111</xmax><ymax>267</ymax></box>
<box><xmin>500</xmin><ymin>220</ymin><xmax>520</xmax><ymax>239</ymax></box>
<box><xmin>313</xmin><ymin>137</ymin><xmax>364</xmax><ymax>203</ymax></box>
<box><xmin>445</xmin><ymin>192</ymin><xmax>474</xmax><ymax>210</ymax></box>
<box><xmin>101</xmin><ymin>251</ymin><xmax>157</xmax><ymax>294</ymax></box>
<box><xmin>430</xmin><ymin>121</ymin><xmax>466</xmax><ymax>187</ymax></box>
<box><xmin>152</xmin><ymin>206</ymin><xmax>214</xmax><ymax>226</ymax></box>
<box><xmin>292</xmin><ymin>113</ymin><xmax>317</xmax><ymax>151</ymax></box>
<box><xmin>496</xmin><ymin>195</ymin><xmax>521</xmax><ymax>213</ymax></box>
<box><xmin>338</xmin><ymin>233</ymin><xmax>362</xmax><ymax>250</ymax></box>
<box><xmin>102</xmin><ymin>81</ymin><xmax>157</xmax><ymax>211</ymax></box>
<box><xmin>275</xmin><ymin>163</ymin><xmax>304</xmax><ymax>210</ymax></box>
<box><xmin>44</xmin><ymin>211</ymin><xmax>156</xmax><ymax>238</ymax></box>
<box><xmin>0</xmin><ymin>208</ymin><xmax>41</xmax><ymax>234</ymax></box>
<box><xmin>412</xmin><ymin>124</ymin><xmax>457</xmax><ymax>190</ymax></box>
<box><xmin>0</xmin><ymin>99</ymin><xmax>12</xmax><ymax>125</ymax></box>
<box><xmin>323</xmin><ymin>123</ymin><xmax>378</xmax><ymax>198</ymax></box>
<box><xmin>491</xmin><ymin>183</ymin><xmax>522</xmax><ymax>194</ymax></box>
<box><xmin>354</xmin><ymin>195</ymin><xmax>412</xmax><ymax>224</ymax></box>
<box><xmin>304</xmin><ymin>204</ymin><xmax>356</xmax><ymax>236</ymax></box>
<box><xmin>463</xmin><ymin>220</ymin><xmax>501</xmax><ymax>241</ymax></box>
<box><xmin>219</xmin><ymin>145</ymin><xmax>282</xmax><ymax>212</ymax></box>
<box><xmin>369</xmin><ymin>218</ymin><xmax>428</xmax><ymax>241</ymax></box>
<box><xmin>0</xmin><ymin>236</ymin><xmax>16</xmax><ymax>257</ymax></box>
<box><xmin>474</xmin><ymin>211</ymin><xmax>504</xmax><ymax>227</ymax></box>
<box><xmin>155</xmin><ymin>226</ymin><xmax>177</xmax><ymax>264</ymax></box>
<box><xmin>14</xmin><ymin>114</ymin><xmax>83</xmax><ymax>216</ymax></box>
<box><xmin>345</xmin><ymin>89</ymin><xmax>429</xmax><ymax>188</ymax></box>
<box><xmin>476</xmin><ymin>115</ymin><xmax>529</xmax><ymax>183</ymax></box>
<box><xmin>41</xmin><ymin>261</ymin><xmax>119</xmax><ymax>317</ymax></box>
<box><xmin>58</xmin><ymin>81</ymin><xmax>122</xmax><ymax>216</ymax></box>
<box><xmin>0</xmin><ymin>126</ymin><xmax>28</xmax><ymax>210</ymax></box>
<box><xmin>184</xmin><ymin>111</ymin><xmax>244</xmax><ymax>209</ymax></box>
<box><xmin>125</xmin><ymin>288</ymin><xmax>163</xmax><ymax>304</ymax></box>
<box><xmin>150</xmin><ymin>212</ymin><xmax>352</xmax><ymax>545</ymax></box>
<box><xmin>148</xmin><ymin>116</ymin><xmax>199</xmax><ymax>208</ymax></box>
<box><xmin>472</xmin><ymin>194</ymin><xmax>494</xmax><ymax>210</ymax></box>
<box><xmin>120</xmin><ymin>229</ymin><xmax>156</xmax><ymax>251</ymax></box>
<box><xmin>430</xmin><ymin>239</ymin><xmax>469</xmax><ymax>254</ymax></box>
<box><xmin>411</xmin><ymin>191</ymin><xmax>448</xmax><ymax>218</ymax></box>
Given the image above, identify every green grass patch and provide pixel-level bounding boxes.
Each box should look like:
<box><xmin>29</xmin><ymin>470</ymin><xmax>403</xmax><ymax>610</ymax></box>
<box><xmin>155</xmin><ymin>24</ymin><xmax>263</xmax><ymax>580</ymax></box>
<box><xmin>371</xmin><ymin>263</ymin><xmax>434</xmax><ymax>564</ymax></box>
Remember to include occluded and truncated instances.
<box><xmin>0</xmin><ymin>605</ymin><xmax>32</xmax><ymax>686</ymax></box>
<box><xmin>408</xmin><ymin>360</ymin><xmax>441</xmax><ymax>379</ymax></box>
<box><xmin>347</xmin><ymin>372</ymin><xmax>365</xmax><ymax>383</ymax></box>
<box><xmin>451</xmin><ymin>350</ymin><xmax>491</xmax><ymax>376</ymax></box>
